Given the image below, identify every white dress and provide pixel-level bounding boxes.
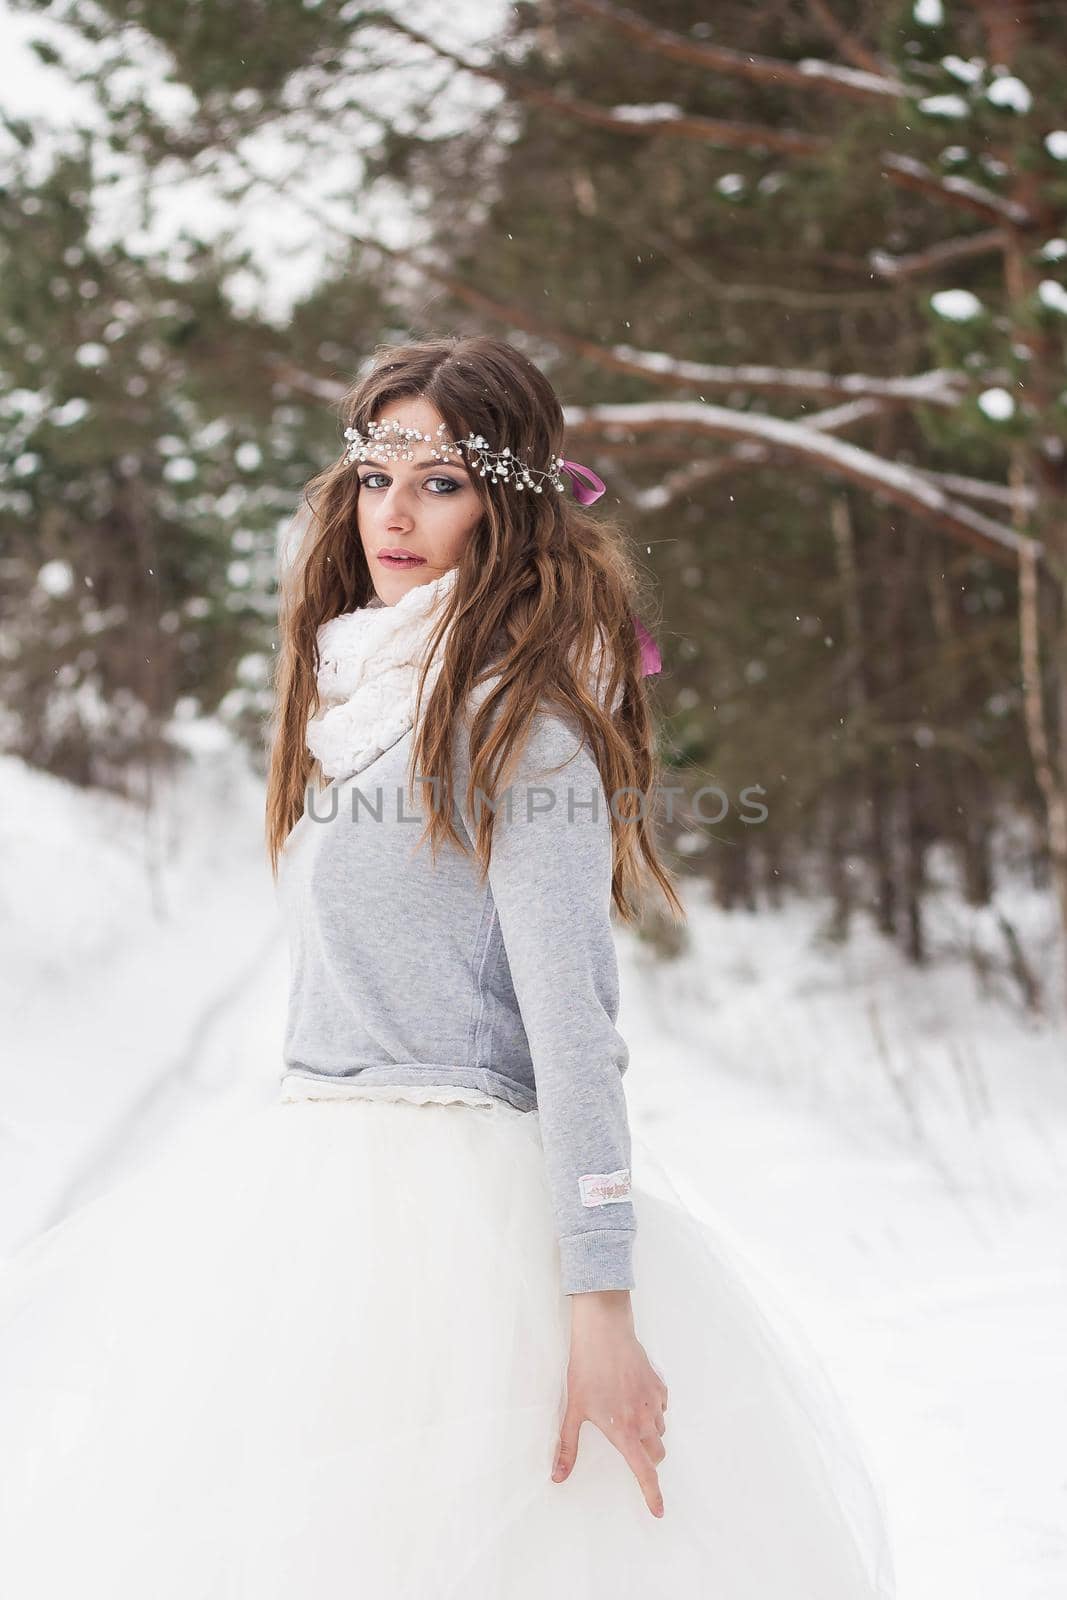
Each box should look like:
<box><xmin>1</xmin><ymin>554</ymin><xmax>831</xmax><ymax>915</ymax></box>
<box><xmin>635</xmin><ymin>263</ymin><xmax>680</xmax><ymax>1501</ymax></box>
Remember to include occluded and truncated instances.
<box><xmin>0</xmin><ymin>1069</ymin><xmax>895</xmax><ymax>1598</ymax></box>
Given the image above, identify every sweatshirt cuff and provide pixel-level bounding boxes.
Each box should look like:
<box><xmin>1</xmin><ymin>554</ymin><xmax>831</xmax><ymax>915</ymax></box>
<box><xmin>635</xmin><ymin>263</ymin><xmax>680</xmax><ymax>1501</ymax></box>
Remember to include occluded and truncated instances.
<box><xmin>558</xmin><ymin>1227</ymin><xmax>636</xmax><ymax>1295</ymax></box>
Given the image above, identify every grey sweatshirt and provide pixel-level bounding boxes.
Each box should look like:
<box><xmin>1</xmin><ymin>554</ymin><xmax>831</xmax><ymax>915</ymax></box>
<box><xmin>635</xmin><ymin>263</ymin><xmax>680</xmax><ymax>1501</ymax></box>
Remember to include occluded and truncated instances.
<box><xmin>276</xmin><ymin>694</ymin><xmax>636</xmax><ymax>1295</ymax></box>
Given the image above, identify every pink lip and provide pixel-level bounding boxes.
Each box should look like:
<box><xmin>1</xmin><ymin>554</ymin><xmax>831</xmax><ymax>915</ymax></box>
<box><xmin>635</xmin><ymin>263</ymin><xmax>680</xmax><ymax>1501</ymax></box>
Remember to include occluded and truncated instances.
<box><xmin>377</xmin><ymin>550</ymin><xmax>426</xmax><ymax>564</ymax></box>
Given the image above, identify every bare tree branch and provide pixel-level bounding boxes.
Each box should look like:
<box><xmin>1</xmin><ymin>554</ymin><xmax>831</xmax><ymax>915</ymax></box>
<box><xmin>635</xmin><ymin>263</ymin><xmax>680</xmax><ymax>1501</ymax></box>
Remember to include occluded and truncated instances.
<box><xmin>379</xmin><ymin>21</ymin><xmax>829</xmax><ymax>155</ymax></box>
<box><xmin>623</xmin><ymin>396</ymin><xmax>891</xmax><ymax>510</ymax></box>
<box><xmin>561</xmin><ymin>400</ymin><xmax>1043</xmax><ymax>565</ymax></box>
<box><xmin>641</xmin><ymin>241</ymin><xmax>894</xmax><ymax>305</ymax></box>
<box><xmin>919</xmin><ymin>469</ymin><xmax>1036</xmax><ymax>511</ymax></box>
<box><xmin>624</xmin><ymin>455</ymin><xmax>752</xmax><ymax>510</ymax></box>
<box><xmin>423</xmin><ymin>256</ymin><xmax>971</xmax><ymax>406</ymax></box>
<box><xmin>581</xmin><ymin>345</ymin><xmax>965</xmax><ymax>406</ymax></box>
<box><xmin>803</xmin><ymin>0</ymin><xmax>893</xmax><ymax>80</ymax></box>
<box><xmin>623</xmin><ymin>399</ymin><xmax>1036</xmax><ymax>516</ymax></box>
<box><xmin>880</xmin><ymin>156</ymin><xmax>1035</xmax><ymax>228</ymax></box>
<box><xmin>805</xmin><ymin>398</ymin><xmax>894</xmax><ymax>432</ymax></box>
<box><xmin>565</xmin><ymin>0</ymin><xmax>907</xmax><ymax>101</ymax></box>
<box><xmin>870</xmin><ymin>228</ymin><xmax>1010</xmax><ymax>280</ymax></box>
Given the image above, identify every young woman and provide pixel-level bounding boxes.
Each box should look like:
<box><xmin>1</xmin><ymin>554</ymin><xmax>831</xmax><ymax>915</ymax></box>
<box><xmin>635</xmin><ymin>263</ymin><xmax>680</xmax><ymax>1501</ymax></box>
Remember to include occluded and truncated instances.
<box><xmin>0</xmin><ymin>335</ymin><xmax>895</xmax><ymax>1597</ymax></box>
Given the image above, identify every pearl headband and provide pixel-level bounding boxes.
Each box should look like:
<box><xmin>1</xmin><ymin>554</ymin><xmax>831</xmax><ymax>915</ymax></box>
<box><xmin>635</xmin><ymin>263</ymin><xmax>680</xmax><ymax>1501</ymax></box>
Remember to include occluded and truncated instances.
<box><xmin>343</xmin><ymin>418</ymin><xmax>607</xmax><ymax>505</ymax></box>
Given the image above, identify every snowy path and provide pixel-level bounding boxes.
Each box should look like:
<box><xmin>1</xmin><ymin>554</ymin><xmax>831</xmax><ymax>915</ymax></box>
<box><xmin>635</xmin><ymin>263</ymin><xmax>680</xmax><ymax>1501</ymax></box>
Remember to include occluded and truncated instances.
<box><xmin>0</xmin><ymin>744</ymin><xmax>282</xmax><ymax>1247</ymax></box>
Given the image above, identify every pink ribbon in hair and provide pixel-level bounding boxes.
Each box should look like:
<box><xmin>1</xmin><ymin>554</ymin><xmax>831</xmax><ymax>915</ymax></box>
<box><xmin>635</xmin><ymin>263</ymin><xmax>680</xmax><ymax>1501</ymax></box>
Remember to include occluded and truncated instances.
<box><xmin>633</xmin><ymin>613</ymin><xmax>662</xmax><ymax>677</ymax></box>
<box><xmin>560</xmin><ymin>459</ymin><xmax>607</xmax><ymax>506</ymax></box>
<box><xmin>561</xmin><ymin>459</ymin><xmax>661</xmax><ymax>677</ymax></box>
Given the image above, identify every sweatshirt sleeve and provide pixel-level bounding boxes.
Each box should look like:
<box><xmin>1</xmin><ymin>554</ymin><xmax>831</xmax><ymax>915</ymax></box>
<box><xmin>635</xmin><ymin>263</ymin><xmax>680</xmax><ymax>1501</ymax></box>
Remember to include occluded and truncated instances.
<box><xmin>458</xmin><ymin>703</ymin><xmax>636</xmax><ymax>1295</ymax></box>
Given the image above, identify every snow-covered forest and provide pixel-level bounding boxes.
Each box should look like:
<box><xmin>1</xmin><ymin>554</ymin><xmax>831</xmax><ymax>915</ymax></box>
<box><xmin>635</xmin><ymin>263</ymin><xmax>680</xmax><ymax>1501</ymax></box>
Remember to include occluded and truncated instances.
<box><xmin>2</xmin><ymin>3</ymin><xmax>1066</xmax><ymax>1596</ymax></box>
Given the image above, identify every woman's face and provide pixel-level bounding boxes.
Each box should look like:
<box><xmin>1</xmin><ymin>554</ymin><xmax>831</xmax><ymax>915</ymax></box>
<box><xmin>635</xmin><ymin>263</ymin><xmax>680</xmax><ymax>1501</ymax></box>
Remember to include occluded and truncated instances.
<box><xmin>355</xmin><ymin>396</ymin><xmax>483</xmax><ymax>605</ymax></box>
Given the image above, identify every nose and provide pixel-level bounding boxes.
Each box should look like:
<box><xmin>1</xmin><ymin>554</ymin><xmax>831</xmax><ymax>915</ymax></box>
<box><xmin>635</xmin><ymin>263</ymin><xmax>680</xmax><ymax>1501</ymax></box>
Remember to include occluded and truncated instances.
<box><xmin>377</xmin><ymin>478</ymin><xmax>417</xmax><ymax>531</ymax></box>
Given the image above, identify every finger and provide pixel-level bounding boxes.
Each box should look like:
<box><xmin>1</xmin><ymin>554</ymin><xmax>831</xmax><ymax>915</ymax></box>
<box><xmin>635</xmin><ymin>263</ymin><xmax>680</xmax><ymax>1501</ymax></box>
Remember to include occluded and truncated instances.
<box><xmin>551</xmin><ymin>1411</ymin><xmax>582</xmax><ymax>1482</ymax></box>
<box><xmin>639</xmin><ymin>1428</ymin><xmax>667</xmax><ymax>1466</ymax></box>
<box><xmin>616</xmin><ymin>1430</ymin><xmax>664</xmax><ymax>1517</ymax></box>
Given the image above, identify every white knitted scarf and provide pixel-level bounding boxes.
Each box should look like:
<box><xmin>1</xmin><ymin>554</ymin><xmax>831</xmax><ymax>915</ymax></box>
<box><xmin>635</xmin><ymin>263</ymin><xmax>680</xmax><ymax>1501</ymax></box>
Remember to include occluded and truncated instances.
<box><xmin>306</xmin><ymin>566</ymin><xmax>621</xmax><ymax>784</ymax></box>
<box><xmin>307</xmin><ymin>567</ymin><xmax>460</xmax><ymax>783</ymax></box>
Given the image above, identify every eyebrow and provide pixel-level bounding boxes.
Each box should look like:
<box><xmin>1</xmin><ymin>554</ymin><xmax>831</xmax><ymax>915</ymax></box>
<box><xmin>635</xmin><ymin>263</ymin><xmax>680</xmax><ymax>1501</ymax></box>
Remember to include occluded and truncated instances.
<box><xmin>357</xmin><ymin>457</ymin><xmax>471</xmax><ymax>473</ymax></box>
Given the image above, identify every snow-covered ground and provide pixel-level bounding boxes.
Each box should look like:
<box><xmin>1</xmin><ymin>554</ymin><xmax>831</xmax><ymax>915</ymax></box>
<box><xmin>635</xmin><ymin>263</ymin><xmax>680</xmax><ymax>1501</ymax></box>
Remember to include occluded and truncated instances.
<box><xmin>2</xmin><ymin>737</ymin><xmax>1065</xmax><ymax>1599</ymax></box>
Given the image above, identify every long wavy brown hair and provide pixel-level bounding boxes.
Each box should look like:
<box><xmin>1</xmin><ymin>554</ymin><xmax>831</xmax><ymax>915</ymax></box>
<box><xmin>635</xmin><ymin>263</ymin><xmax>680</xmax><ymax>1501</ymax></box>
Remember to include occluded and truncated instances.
<box><xmin>265</xmin><ymin>333</ymin><xmax>684</xmax><ymax>926</ymax></box>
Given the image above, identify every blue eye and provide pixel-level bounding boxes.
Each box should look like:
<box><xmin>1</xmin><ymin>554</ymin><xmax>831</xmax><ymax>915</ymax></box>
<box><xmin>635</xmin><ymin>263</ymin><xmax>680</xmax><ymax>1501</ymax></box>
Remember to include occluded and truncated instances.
<box><xmin>358</xmin><ymin>473</ymin><xmax>460</xmax><ymax>494</ymax></box>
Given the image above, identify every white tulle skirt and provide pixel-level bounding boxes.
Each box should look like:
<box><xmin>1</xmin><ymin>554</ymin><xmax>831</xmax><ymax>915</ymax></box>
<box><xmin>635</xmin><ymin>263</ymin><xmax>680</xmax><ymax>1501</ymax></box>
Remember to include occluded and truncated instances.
<box><xmin>0</xmin><ymin>1080</ymin><xmax>895</xmax><ymax>1598</ymax></box>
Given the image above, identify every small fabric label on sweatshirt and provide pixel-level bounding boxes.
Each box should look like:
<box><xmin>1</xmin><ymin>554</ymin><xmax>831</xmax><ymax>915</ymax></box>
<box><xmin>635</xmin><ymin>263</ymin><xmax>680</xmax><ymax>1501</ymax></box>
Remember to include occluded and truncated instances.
<box><xmin>578</xmin><ymin>1168</ymin><xmax>632</xmax><ymax>1206</ymax></box>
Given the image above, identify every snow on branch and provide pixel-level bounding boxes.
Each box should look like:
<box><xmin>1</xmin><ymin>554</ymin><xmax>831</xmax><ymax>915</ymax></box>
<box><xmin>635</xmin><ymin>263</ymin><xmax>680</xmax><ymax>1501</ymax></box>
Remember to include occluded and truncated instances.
<box><xmin>794</xmin><ymin>57</ymin><xmax>905</xmax><ymax>97</ymax></box>
<box><xmin>561</xmin><ymin>400</ymin><xmax>1042</xmax><ymax>564</ymax></box>
<box><xmin>919</xmin><ymin>469</ymin><xmax>1036</xmax><ymax>511</ymax></box>
<box><xmin>604</xmin><ymin>344</ymin><xmax>965</xmax><ymax>406</ymax></box>
<box><xmin>598</xmin><ymin>108</ymin><xmax>824</xmax><ymax>156</ymax></box>
<box><xmin>881</xmin><ymin>156</ymin><xmax>1034</xmax><ymax>227</ymax></box>
<box><xmin>566</xmin><ymin>0</ymin><xmax>908</xmax><ymax>102</ymax></box>
<box><xmin>379</xmin><ymin>21</ymin><xmax>826</xmax><ymax>157</ymax></box>
<box><xmin>805</xmin><ymin>398</ymin><xmax>894</xmax><ymax>432</ymax></box>
<box><xmin>623</xmin><ymin>397</ymin><xmax>889</xmax><ymax>510</ymax></box>
<box><xmin>870</xmin><ymin>228</ymin><xmax>1010</xmax><ymax>279</ymax></box>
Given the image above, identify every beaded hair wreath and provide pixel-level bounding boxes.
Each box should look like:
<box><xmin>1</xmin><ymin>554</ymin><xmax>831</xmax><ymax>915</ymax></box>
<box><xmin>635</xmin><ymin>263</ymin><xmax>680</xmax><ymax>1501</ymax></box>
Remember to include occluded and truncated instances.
<box><xmin>343</xmin><ymin>418</ymin><xmax>606</xmax><ymax>504</ymax></box>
